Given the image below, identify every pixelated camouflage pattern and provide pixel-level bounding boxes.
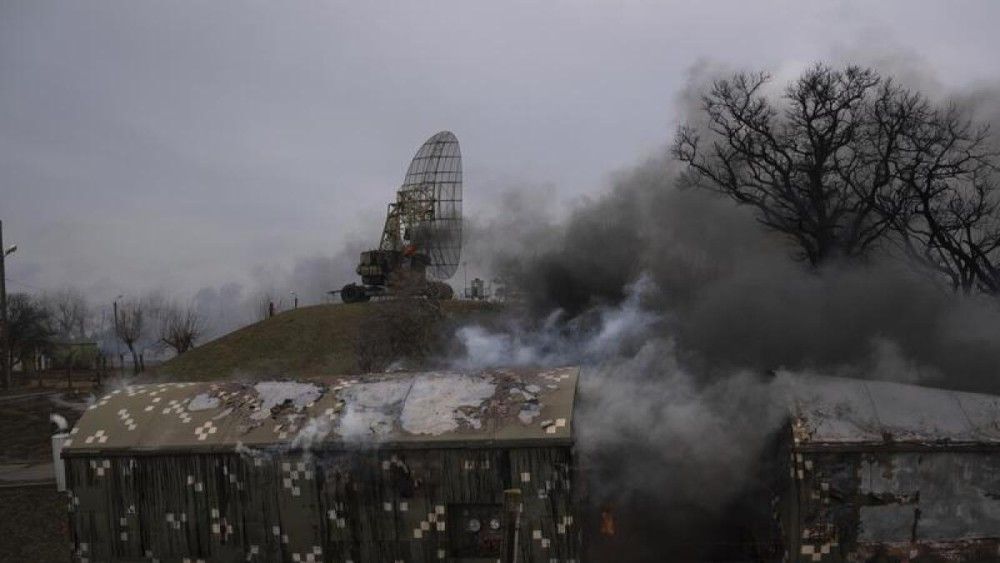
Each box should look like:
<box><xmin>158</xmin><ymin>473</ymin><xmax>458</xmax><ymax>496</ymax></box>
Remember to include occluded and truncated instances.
<box><xmin>63</xmin><ymin>367</ymin><xmax>580</xmax><ymax>562</ymax></box>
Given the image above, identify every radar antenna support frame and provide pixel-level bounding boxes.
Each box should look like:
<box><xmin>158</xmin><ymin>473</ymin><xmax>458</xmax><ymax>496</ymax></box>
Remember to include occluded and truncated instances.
<box><xmin>339</xmin><ymin>131</ymin><xmax>461</xmax><ymax>303</ymax></box>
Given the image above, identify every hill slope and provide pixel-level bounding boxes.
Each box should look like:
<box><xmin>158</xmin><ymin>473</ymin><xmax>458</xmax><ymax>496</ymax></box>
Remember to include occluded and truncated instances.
<box><xmin>156</xmin><ymin>301</ymin><xmax>498</xmax><ymax>381</ymax></box>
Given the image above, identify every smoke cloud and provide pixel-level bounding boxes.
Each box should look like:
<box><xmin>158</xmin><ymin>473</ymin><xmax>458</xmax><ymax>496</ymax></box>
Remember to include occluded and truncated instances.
<box><xmin>467</xmin><ymin>66</ymin><xmax>1000</xmax><ymax>392</ymax></box>
<box><xmin>186</xmin><ymin>237</ymin><xmax>367</xmax><ymax>340</ymax></box>
<box><xmin>444</xmin><ymin>58</ymin><xmax>1000</xmax><ymax>559</ymax></box>
<box><xmin>445</xmin><ymin>275</ymin><xmax>787</xmax><ymax>559</ymax></box>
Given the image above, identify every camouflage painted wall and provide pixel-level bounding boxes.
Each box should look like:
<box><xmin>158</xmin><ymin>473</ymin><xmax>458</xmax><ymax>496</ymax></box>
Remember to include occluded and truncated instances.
<box><xmin>65</xmin><ymin>446</ymin><xmax>579</xmax><ymax>563</ymax></box>
<box><xmin>779</xmin><ymin>449</ymin><xmax>1000</xmax><ymax>563</ymax></box>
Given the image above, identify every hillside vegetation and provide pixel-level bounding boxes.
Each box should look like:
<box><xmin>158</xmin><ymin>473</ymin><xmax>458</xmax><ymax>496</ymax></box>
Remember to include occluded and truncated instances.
<box><xmin>156</xmin><ymin>301</ymin><xmax>500</xmax><ymax>381</ymax></box>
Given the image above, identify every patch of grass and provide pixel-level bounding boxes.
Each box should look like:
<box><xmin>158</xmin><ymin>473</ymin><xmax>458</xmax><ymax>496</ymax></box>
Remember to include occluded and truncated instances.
<box><xmin>155</xmin><ymin>301</ymin><xmax>503</xmax><ymax>381</ymax></box>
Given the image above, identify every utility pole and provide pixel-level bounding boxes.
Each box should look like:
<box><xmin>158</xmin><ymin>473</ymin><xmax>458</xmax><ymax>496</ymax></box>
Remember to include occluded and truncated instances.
<box><xmin>0</xmin><ymin>220</ymin><xmax>8</xmax><ymax>389</ymax></box>
<box><xmin>0</xmin><ymin>223</ymin><xmax>15</xmax><ymax>389</ymax></box>
<box><xmin>113</xmin><ymin>295</ymin><xmax>123</xmax><ymax>377</ymax></box>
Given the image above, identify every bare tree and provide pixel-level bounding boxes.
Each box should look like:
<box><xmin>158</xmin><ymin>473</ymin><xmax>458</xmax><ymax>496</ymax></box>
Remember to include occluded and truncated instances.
<box><xmin>115</xmin><ymin>298</ymin><xmax>144</xmax><ymax>374</ymax></box>
<box><xmin>7</xmin><ymin>293</ymin><xmax>54</xmax><ymax>375</ymax></box>
<box><xmin>674</xmin><ymin>64</ymin><xmax>902</xmax><ymax>265</ymax></box>
<box><xmin>42</xmin><ymin>288</ymin><xmax>90</xmax><ymax>340</ymax></box>
<box><xmin>158</xmin><ymin>302</ymin><xmax>205</xmax><ymax>355</ymax></box>
<box><xmin>887</xmin><ymin>104</ymin><xmax>1000</xmax><ymax>293</ymax></box>
<box><xmin>675</xmin><ymin>63</ymin><xmax>1000</xmax><ymax>292</ymax></box>
<box><xmin>355</xmin><ymin>296</ymin><xmax>445</xmax><ymax>373</ymax></box>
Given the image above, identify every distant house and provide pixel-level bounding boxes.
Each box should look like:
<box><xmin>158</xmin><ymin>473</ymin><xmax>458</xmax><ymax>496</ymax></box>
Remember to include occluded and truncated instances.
<box><xmin>61</xmin><ymin>367</ymin><xmax>580</xmax><ymax>562</ymax></box>
<box><xmin>15</xmin><ymin>340</ymin><xmax>99</xmax><ymax>372</ymax></box>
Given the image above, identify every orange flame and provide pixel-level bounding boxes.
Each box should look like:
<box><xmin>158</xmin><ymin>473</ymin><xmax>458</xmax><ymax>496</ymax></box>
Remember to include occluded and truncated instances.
<box><xmin>600</xmin><ymin>508</ymin><xmax>616</xmax><ymax>537</ymax></box>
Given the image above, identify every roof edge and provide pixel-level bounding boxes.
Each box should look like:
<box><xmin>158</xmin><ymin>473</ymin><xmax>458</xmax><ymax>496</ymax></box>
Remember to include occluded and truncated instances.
<box><xmin>62</xmin><ymin>438</ymin><xmax>575</xmax><ymax>459</ymax></box>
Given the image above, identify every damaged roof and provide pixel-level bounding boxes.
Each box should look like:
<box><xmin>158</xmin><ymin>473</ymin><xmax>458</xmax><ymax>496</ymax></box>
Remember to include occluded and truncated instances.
<box><xmin>789</xmin><ymin>374</ymin><xmax>1000</xmax><ymax>450</ymax></box>
<box><xmin>62</xmin><ymin>366</ymin><xmax>578</xmax><ymax>456</ymax></box>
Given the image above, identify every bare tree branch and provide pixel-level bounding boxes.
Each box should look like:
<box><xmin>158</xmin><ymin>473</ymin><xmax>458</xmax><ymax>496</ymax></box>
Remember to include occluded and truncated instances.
<box><xmin>674</xmin><ymin>63</ymin><xmax>1000</xmax><ymax>295</ymax></box>
<box><xmin>888</xmin><ymin>104</ymin><xmax>1000</xmax><ymax>293</ymax></box>
<box><xmin>7</xmin><ymin>293</ymin><xmax>54</xmax><ymax>373</ymax></box>
<box><xmin>674</xmin><ymin>64</ymin><xmax>897</xmax><ymax>265</ymax></box>
<box><xmin>42</xmin><ymin>288</ymin><xmax>90</xmax><ymax>341</ymax></box>
<box><xmin>115</xmin><ymin>298</ymin><xmax>144</xmax><ymax>374</ymax></box>
<box><xmin>158</xmin><ymin>302</ymin><xmax>205</xmax><ymax>355</ymax></box>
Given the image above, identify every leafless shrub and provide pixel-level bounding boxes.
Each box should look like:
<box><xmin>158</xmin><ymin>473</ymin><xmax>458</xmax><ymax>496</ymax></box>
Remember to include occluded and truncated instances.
<box><xmin>115</xmin><ymin>298</ymin><xmax>144</xmax><ymax>374</ymax></box>
<box><xmin>355</xmin><ymin>297</ymin><xmax>446</xmax><ymax>373</ymax></box>
<box><xmin>158</xmin><ymin>303</ymin><xmax>205</xmax><ymax>355</ymax></box>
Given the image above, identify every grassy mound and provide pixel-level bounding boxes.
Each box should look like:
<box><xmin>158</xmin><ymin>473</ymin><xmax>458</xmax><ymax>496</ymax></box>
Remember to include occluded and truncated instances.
<box><xmin>155</xmin><ymin>301</ymin><xmax>500</xmax><ymax>381</ymax></box>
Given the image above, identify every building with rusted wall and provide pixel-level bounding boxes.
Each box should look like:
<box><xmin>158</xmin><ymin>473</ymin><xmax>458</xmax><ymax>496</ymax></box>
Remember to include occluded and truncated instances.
<box><xmin>61</xmin><ymin>367</ymin><xmax>580</xmax><ymax>562</ymax></box>
<box><xmin>775</xmin><ymin>375</ymin><xmax>1000</xmax><ymax>562</ymax></box>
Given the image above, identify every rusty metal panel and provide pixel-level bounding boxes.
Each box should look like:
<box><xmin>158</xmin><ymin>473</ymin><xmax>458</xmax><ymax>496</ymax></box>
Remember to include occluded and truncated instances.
<box><xmin>776</xmin><ymin>376</ymin><xmax>1000</xmax><ymax>561</ymax></box>
<box><xmin>784</xmin><ymin>452</ymin><xmax>998</xmax><ymax>562</ymax></box>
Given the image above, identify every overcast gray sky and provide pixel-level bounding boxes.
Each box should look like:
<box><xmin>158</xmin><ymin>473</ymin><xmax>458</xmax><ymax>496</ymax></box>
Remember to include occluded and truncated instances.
<box><xmin>3</xmin><ymin>1</ymin><xmax>999</xmax><ymax>308</ymax></box>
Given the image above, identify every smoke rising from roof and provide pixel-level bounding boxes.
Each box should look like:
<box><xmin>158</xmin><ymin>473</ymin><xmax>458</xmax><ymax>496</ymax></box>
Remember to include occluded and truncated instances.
<box><xmin>447</xmin><ymin>274</ymin><xmax>788</xmax><ymax>559</ymax></box>
<box><xmin>472</xmin><ymin>66</ymin><xmax>1000</xmax><ymax>392</ymax></box>
<box><xmin>447</xmin><ymin>59</ymin><xmax>1000</xmax><ymax>559</ymax></box>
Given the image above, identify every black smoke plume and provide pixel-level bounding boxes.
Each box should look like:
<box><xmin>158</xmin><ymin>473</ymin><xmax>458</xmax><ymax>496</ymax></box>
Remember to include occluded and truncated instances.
<box><xmin>450</xmin><ymin>60</ymin><xmax>1000</xmax><ymax>561</ymax></box>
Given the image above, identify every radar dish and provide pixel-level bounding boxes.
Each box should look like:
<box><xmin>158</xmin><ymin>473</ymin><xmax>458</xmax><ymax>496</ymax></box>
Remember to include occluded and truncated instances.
<box><xmin>399</xmin><ymin>131</ymin><xmax>462</xmax><ymax>279</ymax></box>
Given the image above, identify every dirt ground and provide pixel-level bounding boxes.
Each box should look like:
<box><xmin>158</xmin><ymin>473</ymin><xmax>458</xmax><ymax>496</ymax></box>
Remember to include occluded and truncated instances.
<box><xmin>0</xmin><ymin>486</ymin><xmax>70</xmax><ymax>563</ymax></box>
<box><xmin>0</xmin><ymin>394</ymin><xmax>84</xmax><ymax>463</ymax></box>
<box><xmin>0</xmin><ymin>375</ymin><xmax>93</xmax><ymax>562</ymax></box>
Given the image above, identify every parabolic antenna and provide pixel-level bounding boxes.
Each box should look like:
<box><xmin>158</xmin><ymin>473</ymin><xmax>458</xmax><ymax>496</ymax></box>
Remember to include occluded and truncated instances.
<box><xmin>398</xmin><ymin>131</ymin><xmax>463</xmax><ymax>279</ymax></box>
<box><xmin>338</xmin><ymin>131</ymin><xmax>463</xmax><ymax>303</ymax></box>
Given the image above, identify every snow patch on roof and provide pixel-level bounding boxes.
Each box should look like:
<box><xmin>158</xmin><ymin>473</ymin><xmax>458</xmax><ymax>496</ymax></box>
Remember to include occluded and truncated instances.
<box><xmin>250</xmin><ymin>381</ymin><xmax>323</xmax><ymax>421</ymax></box>
<box><xmin>188</xmin><ymin>393</ymin><xmax>221</xmax><ymax>411</ymax></box>
<box><xmin>336</xmin><ymin>379</ymin><xmax>410</xmax><ymax>439</ymax></box>
<box><xmin>400</xmin><ymin>374</ymin><xmax>495</xmax><ymax>435</ymax></box>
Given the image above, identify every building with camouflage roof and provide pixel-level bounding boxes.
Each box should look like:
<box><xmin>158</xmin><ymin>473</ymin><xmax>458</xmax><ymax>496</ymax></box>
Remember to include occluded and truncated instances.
<box><xmin>62</xmin><ymin>366</ymin><xmax>580</xmax><ymax>562</ymax></box>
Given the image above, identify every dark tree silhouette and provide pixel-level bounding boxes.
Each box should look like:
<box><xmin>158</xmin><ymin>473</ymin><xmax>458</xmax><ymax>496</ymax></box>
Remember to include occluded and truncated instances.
<box><xmin>675</xmin><ymin>63</ymin><xmax>1000</xmax><ymax>295</ymax></box>
<box><xmin>674</xmin><ymin>64</ymin><xmax>902</xmax><ymax>265</ymax></box>
<box><xmin>887</xmin><ymin>103</ymin><xmax>1000</xmax><ymax>293</ymax></box>
<box><xmin>7</xmin><ymin>293</ymin><xmax>54</xmax><ymax>373</ymax></box>
<box><xmin>42</xmin><ymin>288</ymin><xmax>90</xmax><ymax>340</ymax></box>
<box><xmin>115</xmin><ymin>298</ymin><xmax>144</xmax><ymax>374</ymax></box>
<box><xmin>158</xmin><ymin>303</ymin><xmax>205</xmax><ymax>355</ymax></box>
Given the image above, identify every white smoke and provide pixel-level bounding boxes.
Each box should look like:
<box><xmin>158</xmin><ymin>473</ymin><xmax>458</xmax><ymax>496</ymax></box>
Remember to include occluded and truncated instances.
<box><xmin>290</xmin><ymin>416</ymin><xmax>334</xmax><ymax>460</ymax></box>
<box><xmin>451</xmin><ymin>275</ymin><xmax>661</xmax><ymax>370</ymax></box>
<box><xmin>447</xmin><ymin>275</ymin><xmax>786</xmax><ymax>494</ymax></box>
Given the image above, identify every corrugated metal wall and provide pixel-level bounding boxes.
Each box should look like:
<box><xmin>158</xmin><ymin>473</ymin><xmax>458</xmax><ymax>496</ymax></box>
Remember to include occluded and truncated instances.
<box><xmin>66</xmin><ymin>446</ymin><xmax>579</xmax><ymax>562</ymax></box>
